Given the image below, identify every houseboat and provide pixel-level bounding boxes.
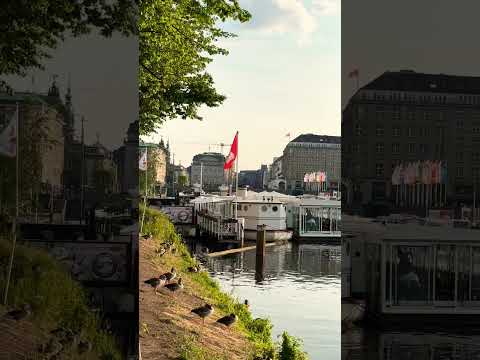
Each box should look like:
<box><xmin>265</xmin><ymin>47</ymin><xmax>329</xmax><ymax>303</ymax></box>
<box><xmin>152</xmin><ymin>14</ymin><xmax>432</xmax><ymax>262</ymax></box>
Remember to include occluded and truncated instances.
<box><xmin>342</xmin><ymin>214</ymin><xmax>480</xmax><ymax>324</ymax></box>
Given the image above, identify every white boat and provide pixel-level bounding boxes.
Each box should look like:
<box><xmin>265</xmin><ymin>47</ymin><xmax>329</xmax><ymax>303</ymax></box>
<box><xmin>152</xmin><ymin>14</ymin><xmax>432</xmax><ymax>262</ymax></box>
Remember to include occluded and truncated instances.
<box><xmin>235</xmin><ymin>195</ymin><xmax>293</xmax><ymax>242</ymax></box>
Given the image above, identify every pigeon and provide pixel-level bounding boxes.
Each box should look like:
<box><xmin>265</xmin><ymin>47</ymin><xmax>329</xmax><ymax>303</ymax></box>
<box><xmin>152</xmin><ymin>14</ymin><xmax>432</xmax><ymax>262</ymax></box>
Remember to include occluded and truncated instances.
<box><xmin>162</xmin><ymin>267</ymin><xmax>176</xmax><ymax>283</ymax></box>
<box><xmin>4</xmin><ymin>304</ymin><xmax>32</xmax><ymax>321</ymax></box>
<box><xmin>216</xmin><ymin>313</ymin><xmax>237</xmax><ymax>327</ymax></box>
<box><xmin>164</xmin><ymin>278</ymin><xmax>183</xmax><ymax>293</ymax></box>
<box><xmin>191</xmin><ymin>304</ymin><xmax>214</xmax><ymax>325</ymax></box>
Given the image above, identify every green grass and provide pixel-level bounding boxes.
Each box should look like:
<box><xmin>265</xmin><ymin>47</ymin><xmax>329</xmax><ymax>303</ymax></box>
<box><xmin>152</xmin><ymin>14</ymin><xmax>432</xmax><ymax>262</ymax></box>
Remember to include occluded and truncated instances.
<box><xmin>142</xmin><ymin>206</ymin><xmax>309</xmax><ymax>360</ymax></box>
<box><xmin>0</xmin><ymin>234</ymin><xmax>121</xmax><ymax>359</ymax></box>
<box><xmin>178</xmin><ymin>335</ymin><xmax>230</xmax><ymax>360</ymax></box>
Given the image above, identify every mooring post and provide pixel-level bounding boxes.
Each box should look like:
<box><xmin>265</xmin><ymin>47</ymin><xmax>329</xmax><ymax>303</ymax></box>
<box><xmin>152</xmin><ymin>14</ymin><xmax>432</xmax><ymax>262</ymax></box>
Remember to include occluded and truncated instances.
<box><xmin>255</xmin><ymin>224</ymin><xmax>266</xmax><ymax>283</ymax></box>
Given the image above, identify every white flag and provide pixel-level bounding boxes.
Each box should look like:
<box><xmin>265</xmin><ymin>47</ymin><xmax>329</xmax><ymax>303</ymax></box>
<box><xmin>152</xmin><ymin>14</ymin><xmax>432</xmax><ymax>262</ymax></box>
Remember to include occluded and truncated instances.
<box><xmin>139</xmin><ymin>150</ymin><xmax>147</xmax><ymax>171</ymax></box>
<box><xmin>0</xmin><ymin>110</ymin><xmax>17</xmax><ymax>157</ymax></box>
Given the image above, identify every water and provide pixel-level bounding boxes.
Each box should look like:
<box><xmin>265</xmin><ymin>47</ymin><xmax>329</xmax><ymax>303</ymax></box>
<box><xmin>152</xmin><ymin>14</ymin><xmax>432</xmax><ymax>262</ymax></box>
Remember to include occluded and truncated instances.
<box><xmin>343</xmin><ymin>327</ymin><xmax>480</xmax><ymax>360</ymax></box>
<box><xmin>189</xmin><ymin>240</ymin><xmax>341</xmax><ymax>360</ymax></box>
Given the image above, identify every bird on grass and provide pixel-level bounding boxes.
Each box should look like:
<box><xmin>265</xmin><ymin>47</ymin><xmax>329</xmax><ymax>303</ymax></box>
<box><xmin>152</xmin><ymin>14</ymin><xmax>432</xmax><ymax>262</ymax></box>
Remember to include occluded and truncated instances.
<box><xmin>187</xmin><ymin>265</ymin><xmax>200</xmax><ymax>273</ymax></box>
<box><xmin>156</xmin><ymin>247</ymin><xmax>167</xmax><ymax>257</ymax></box>
<box><xmin>4</xmin><ymin>304</ymin><xmax>32</xmax><ymax>321</ymax></box>
<box><xmin>191</xmin><ymin>303</ymin><xmax>214</xmax><ymax>325</ymax></box>
<box><xmin>162</xmin><ymin>267</ymin><xmax>177</xmax><ymax>283</ymax></box>
<box><xmin>164</xmin><ymin>278</ymin><xmax>183</xmax><ymax>294</ymax></box>
<box><xmin>216</xmin><ymin>313</ymin><xmax>238</xmax><ymax>328</ymax></box>
<box><xmin>144</xmin><ymin>274</ymin><xmax>167</xmax><ymax>294</ymax></box>
<box><xmin>244</xmin><ymin>299</ymin><xmax>250</xmax><ymax>309</ymax></box>
<box><xmin>142</xmin><ymin>233</ymin><xmax>152</xmax><ymax>241</ymax></box>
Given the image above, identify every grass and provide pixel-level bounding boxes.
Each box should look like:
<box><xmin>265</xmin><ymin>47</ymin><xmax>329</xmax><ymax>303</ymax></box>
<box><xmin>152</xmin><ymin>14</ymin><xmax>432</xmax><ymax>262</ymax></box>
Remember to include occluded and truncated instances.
<box><xmin>0</xmin><ymin>233</ymin><xmax>121</xmax><ymax>359</ymax></box>
<box><xmin>142</xmin><ymin>206</ymin><xmax>309</xmax><ymax>360</ymax></box>
<box><xmin>178</xmin><ymin>335</ymin><xmax>229</xmax><ymax>360</ymax></box>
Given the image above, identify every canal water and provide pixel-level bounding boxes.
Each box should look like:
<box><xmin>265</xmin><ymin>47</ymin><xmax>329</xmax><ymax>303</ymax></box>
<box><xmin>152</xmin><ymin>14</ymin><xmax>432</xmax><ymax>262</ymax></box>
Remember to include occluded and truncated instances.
<box><xmin>188</xmin><ymin>240</ymin><xmax>341</xmax><ymax>360</ymax></box>
<box><xmin>342</xmin><ymin>327</ymin><xmax>480</xmax><ymax>360</ymax></box>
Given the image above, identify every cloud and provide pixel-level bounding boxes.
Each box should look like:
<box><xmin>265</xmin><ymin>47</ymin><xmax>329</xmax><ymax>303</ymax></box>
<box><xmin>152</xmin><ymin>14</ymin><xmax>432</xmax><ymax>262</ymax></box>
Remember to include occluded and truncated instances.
<box><xmin>311</xmin><ymin>0</ymin><xmax>340</xmax><ymax>16</ymax></box>
<box><xmin>240</xmin><ymin>0</ymin><xmax>317</xmax><ymax>45</ymax></box>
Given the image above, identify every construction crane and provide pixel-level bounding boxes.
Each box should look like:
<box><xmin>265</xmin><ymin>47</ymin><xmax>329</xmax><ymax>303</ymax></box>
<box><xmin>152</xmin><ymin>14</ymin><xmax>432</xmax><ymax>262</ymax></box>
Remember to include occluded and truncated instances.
<box><xmin>179</xmin><ymin>141</ymin><xmax>228</xmax><ymax>155</ymax></box>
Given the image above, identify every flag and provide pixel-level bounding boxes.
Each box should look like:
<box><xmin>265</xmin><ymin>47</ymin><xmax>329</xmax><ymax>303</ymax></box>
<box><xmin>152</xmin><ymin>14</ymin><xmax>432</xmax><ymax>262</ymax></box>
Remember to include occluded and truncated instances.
<box><xmin>0</xmin><ymin>109</ymin><xmax>17</xmax><ymax>157</ymax></box>
<box><xmin>224</xmin><ymin>131</ymin><xmax>238</xmax><ymax>170</ymax></box>
<box><xmin>349</xmin><ymin>69</ymin><xmax>359</xmax><ymax>78</ymax></box>
<box><xmin>139</xmin><ymin>150</ymin><xmax>147</xmax><ymax>171</ymax></box>
<box><xmin>303</xmin><ymin>173</ymin><xmax>309</xmax><ymax>183</ymax></box>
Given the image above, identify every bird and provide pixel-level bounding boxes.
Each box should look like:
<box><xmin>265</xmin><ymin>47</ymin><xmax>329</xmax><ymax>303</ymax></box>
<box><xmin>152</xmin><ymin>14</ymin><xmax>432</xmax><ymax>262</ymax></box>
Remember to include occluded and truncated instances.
<box><xmin>187</xmin><ymin>265</ymin><xmax>200</xmax><ymax>273</ymax></box>
<box><xmin>142</xmin><ymin>233</ymin><xmax>152</xmax><ymax>241</ymax></box>
<box><xmin>216</xmin><ymin>313</ymin><xmax>237</xmax><ymax>327</ymax></box>
<box><xmin>244</xmin><ymin>299</ymin><xmax>250</xmax><ymax>309</ymax></box>
<box><xmin>171</xmin><ymin>246</ymin><xmax>176</xmax><ymax>255</ymax></box>
<box><xmin>144</xmin><ymin>275</ymin><xmax>167</xmax><ymax>294</ymax></box>
<box><xmin>162</xmin><ymin>267</ymin><xmax>177</xmax><ymax>283</ymax></box>
<box><xmin>4</xmin><ymin>304</ymin><xmax>32</xmax><ymax>321</ymax></box>
<box><xmin>191</xmin><ymin>303</ymin><xmax>214</xmax><ymax>325</ymax></box>
<box><xmin>164</xmin><ymin>278</ymin><xmax>183</xmax><ymax>294</ymax></box>
<box><xmin>77</xmin><ymin>340</ymin><xmax>92</xmax><ymax>354</ymax></box>
<box><xmin>156</xmin><ymin>247</ymin><xmax>167</xmax><ymax>257</ymax></box>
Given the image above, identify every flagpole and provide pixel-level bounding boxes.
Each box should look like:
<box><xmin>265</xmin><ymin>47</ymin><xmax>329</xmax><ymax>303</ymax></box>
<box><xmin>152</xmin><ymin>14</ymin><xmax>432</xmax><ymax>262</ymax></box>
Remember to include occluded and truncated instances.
<box><xmin>235</xmin><ymin>132</ymin><xmax>239</xmax><ymax>220</ymax></box>
<box><xmin>4</xmin><ymin>102</ymin><xmax>19</xmax><ymax>305</ymax></box>
<box><xmin>140</xmin><ymin>147</ymin><xmax>148</xmax><ymax>234</ymax></box>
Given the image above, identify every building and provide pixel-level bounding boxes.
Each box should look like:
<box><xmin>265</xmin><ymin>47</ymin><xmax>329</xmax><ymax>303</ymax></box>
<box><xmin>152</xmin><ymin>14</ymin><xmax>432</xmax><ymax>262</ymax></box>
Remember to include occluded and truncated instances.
<box><xmin>282</xmin><ymin>134</ymin><xmax>341</xmax><ymax>194</ymax></box>
<box><xmin>238</xmin><ymin>170</ymin><xmax>258</xmax><ymax>189</ymax></box>
<box><xmin>342</xmin><ymin>70</ymin><xmax>480</xmax><ymax>210</ymax></box>
<box><xmin>138</xmin><ymin>139</ymin><xmax>170</xmax><ymax>195</ymax></box>
<box><xmin>190</xmin><ymin>152</ymin><xmax>225</xmax><ymax>192</ymax></box>
<box><xmin>0</xmin><ymin>82</ymin><xmax>66</xmax><ymax>203</ymax></box>
<box><xmin>114</xmin><ymin>121</ymin><xmax>139</xmax><ymax>194</ymax></box>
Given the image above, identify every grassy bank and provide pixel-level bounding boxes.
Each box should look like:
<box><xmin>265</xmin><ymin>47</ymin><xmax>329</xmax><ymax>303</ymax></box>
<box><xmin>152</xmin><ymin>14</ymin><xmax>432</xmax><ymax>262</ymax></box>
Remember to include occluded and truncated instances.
<box><xmin>0</xmin><ymin>235</ymin><xmax>121</xmax><ymax>359</ymax></box>
<box><xmin>142</xmin><ymin>206</ymin><xmax>309</xmax><ymax>360</ymax></box>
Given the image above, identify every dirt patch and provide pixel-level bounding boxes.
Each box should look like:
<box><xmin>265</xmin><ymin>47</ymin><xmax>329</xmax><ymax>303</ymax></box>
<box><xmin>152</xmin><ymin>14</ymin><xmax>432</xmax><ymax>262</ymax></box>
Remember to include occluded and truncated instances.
<box><xmin>139</xmin><ymin>239</ymin><xmax>252</xmax><ymax>360</ymax></box>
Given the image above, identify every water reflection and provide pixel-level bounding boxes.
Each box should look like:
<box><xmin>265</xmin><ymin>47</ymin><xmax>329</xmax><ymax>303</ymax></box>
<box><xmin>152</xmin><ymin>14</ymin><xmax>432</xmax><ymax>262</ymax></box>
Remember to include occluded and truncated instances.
<box><xmin>343</xmin><ymin>328</ymin><xmax>480</xmax><ymax>360</ymax></box>
<box><xmin>189</xmin><ymin>241</ymin><xmax>341</xmax><ymax>360</ymax></box>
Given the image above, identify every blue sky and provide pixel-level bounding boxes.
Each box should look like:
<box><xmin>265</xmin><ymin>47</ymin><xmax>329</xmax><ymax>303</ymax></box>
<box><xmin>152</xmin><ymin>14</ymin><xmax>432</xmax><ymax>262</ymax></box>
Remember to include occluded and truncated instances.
<box><xmin>147</xmin><ymin>0</ymin><xmax>341</xmax><ymax>170</ymax></box>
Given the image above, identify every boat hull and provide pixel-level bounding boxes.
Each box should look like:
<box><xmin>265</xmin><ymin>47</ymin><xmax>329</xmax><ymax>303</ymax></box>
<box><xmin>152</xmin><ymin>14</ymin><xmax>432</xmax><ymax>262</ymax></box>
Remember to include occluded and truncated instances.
<box><xmin>244</xmin><ymin>229</ymin><xmax>293</xmax><ymax>242</ymax></box>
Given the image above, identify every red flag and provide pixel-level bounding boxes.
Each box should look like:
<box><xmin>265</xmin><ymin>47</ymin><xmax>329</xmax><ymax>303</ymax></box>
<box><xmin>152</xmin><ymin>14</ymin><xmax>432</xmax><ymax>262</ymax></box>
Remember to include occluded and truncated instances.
<box><xmin>224</xmin><ymin>131</ymin><xmax>238</xmax><ymax>170</ymax></box>
<box><xmin>349</xmin><ymin>69</ymin><xmax>359</xmax><ymax>78</ymax></box>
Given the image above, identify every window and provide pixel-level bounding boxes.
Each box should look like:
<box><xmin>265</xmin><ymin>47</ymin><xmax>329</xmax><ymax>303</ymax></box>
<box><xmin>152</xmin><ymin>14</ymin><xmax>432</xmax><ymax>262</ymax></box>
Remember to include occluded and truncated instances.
<box><xmin>376</xmin><ymin>125</ymin><xmax>384</xmax><ymax>136</ymax></box>
<box><xmin>375</xmin><ymin>163</ymin><xmax>384</xmax><ymax>177</ymax></box>
<box><xmin>419</xmin><ymin>144</ymin><xmax>428</xmax><ymax>154</ymax></box>
<box><xmin>456</xmin><ymin>167</ymin><xmax>464</xmax><ymax>178</ymax></box>
<box><xmin>376</xmin><ymin>143</ymin><xmax>384</xmax><ymax>153</ymax></box>
<box><xmin>407</xmin><ymin>127</ymin><xmax>415</xmax><ymax>137</ymax></box>
<box><xmin>355</xmin><ymin>123</ymin><xmax>362</xmax><ymax>136</ymax></box>
<box><xmin>392</xmin><ymin>143</ymin><xmax>400</xmax><ymax>154</ymax></box>
<box><xmin>408</xmin><ymin>143</ymin><xmax>416</xmax><ymax>154</ymax></box>
<box><xmin>473</xmin><ymin>152</ymin><xmax>480</xmax><ymax>162</ymax></box>
<box><xmin>392</xmin><ymin>127</ymin><xmax>401</xmax><ymax>137</ymax></box>
<box><xmin>407</xmin><ymin>110</ymin><xmax>415</xmax><ymax>121</ymax></box>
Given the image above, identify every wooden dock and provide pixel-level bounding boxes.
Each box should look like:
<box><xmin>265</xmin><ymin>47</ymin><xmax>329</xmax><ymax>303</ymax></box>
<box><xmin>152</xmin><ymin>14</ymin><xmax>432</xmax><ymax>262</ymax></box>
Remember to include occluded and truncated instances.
<box><xmin>207</xmin><ymin>242</ymin><xmax>278</xmax><ymax>258</ymax></box>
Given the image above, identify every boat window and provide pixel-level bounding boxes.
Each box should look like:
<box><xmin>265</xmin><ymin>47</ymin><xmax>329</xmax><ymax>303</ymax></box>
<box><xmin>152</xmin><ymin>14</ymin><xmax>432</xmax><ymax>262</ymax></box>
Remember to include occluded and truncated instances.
<box><xmin>243</xmin><ymin>205</ymin><xmax>249</xmax><ymax>211</ymax></box>
<box><xmin>272</xmin><ymin>206</ymin><xmax>278</xmax><ymax>212</ymax></box>
<box><xmin>261</xmin><ymin>205</ymin><xmax>268</xmax><ymax>212</ymax></box>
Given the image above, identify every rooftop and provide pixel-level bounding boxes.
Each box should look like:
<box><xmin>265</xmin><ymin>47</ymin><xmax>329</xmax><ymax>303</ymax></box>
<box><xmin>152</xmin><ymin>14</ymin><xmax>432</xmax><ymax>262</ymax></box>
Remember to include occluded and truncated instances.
<box><xmin>362</xmin><ymin>70</ymin><xmax>480</xmax><ymax>94</ymax></box>
<box><xmin>290</xmin><ymin>134</ymin><xmax>341</xmax><ymax>144</ymax></box>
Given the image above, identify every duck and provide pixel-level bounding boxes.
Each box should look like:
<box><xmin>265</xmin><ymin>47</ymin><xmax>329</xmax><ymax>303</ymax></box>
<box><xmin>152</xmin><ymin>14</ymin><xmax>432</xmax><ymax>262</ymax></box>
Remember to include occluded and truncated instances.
<box><xmin>141</xmin><ymin>233</ymin><xmax>152</xmax><ymax>241</ymax></box>
<box><xmin>156</xmin><ymin>247</ymin><xmax>167</xmax><ymax>257</ymax></box>
<box><xmin>216</xmin><ymin>313</ymin><xmax>237</xmax><ymax>327</ymax></box>
<box><xmin>162</xmin><ymin>267</ymin><xmax>177</xmax><ymax>283</ymax></box>
<box><xmin>191</xmin><ymin>303</ymin><xmax>214</xmax><ymax>325</ymax></box>
<box><xmin>187</xmin><ymin>265</ymin><xmax>200</xmax><ymax>273</ymax></box>
<box><xmin>144</xmin><ymin>274</ymin><xmax>167</xmax><ymax>293</ymax></box>
<box><xmin>4</xmin><ymin>304</ymin><xmax>32</xmax><ymax>321</ymax></box>
<box><xmin>244</xmin><ymin>299</ymin><xmax>250</xmax><ymax>309</ymax></box>
<box><xmin>164</xmin><ymin>278</ymin><xmax>183</xmax><ymax>293</ymax></box>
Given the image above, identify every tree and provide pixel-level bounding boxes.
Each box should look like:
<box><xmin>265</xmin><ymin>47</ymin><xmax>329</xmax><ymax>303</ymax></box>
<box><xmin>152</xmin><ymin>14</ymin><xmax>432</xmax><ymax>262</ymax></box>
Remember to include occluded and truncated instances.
<box><xmin>0</xmin><ymin>0</ymin><xmax>138</xmax><ymax>76</ymax></box>
<box><xmin>139</xmin><ymin>0</ymin><xmax>251</xmax><ymax>135</ymax></box>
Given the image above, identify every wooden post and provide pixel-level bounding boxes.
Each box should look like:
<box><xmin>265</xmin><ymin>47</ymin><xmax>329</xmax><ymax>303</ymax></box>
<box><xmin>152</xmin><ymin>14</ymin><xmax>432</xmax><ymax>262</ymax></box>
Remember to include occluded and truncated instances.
<box><xmin>255</xmin><ymin>224</ymin><xmax>266</xmax><ymax>283</ymax></box>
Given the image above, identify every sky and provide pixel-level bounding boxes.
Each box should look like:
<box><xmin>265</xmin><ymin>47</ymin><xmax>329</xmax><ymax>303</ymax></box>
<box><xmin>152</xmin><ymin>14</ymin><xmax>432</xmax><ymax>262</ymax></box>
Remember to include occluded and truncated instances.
<box><xmin>342</xmin><ymin>0</ymin><xmax>480</xmax><ymax>109</ymax></box>
<box><xmin>5</xmin><ymin>33</ymin><xmax>138</xmax><ymax>150</ymax></box>
<box><xmin>145</xmin><ymin>0</ymin><xmax>341</xmax><ymax>170</ymax></box>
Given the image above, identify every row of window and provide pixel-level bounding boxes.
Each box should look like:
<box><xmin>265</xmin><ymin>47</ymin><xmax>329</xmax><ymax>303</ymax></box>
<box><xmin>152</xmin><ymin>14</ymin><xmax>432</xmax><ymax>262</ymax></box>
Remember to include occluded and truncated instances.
<box><xmin>371</xmin><ymin>163</ymin><xmax>480</xmax><ymax>179</ymax></box>
<box><xmin>360</xmin><ymin>91</ymin><xmax>480</xmax><ymax>106</ymax></box>
<box><xmin>353</xmin><ymin>124</ymin><xmax>479</xmax><ymax>137</ymax></box>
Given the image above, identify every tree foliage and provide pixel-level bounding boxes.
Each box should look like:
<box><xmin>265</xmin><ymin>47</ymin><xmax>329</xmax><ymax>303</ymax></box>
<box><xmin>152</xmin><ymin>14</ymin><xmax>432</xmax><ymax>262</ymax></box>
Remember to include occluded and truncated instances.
<box><xmin>139</xmin><ymin>0</ymin><xmax>251</xmax><ymax>135</ymax></box>
<box><xmin>0</xmin><ymin>0</ymin><xmax>138</xmax><ymax>76</ymax></box>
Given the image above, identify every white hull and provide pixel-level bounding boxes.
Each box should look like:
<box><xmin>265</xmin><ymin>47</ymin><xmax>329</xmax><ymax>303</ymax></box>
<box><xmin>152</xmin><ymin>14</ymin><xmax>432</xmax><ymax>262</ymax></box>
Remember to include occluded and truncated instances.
<box><xmin>244</xmin><ymin>229</ymin><xmax>293</xmax><ymax>242</ymax></box>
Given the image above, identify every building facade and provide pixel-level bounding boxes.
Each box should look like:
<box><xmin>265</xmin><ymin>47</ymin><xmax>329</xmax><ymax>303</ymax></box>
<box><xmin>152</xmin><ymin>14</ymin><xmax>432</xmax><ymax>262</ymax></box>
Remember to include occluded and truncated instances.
<box><xmin>282</xmin><ymin>134</ymin><xmax>341</xmax><ymax>194</ymax></box>
<box><xmin>342</xmin><ymin>70</ymin><xmax>480</xmax><ymax>209</ymax></box>
<box><xmin>190</xmin><ymin>152</ymin><xmax>225</xmax><ymax>192</ymax></box>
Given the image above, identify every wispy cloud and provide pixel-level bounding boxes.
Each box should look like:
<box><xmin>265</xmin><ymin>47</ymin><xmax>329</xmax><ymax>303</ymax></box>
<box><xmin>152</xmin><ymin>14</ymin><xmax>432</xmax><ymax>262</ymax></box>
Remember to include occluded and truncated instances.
<box><xmin>238</xmin><ymin>0</ymin><xmax>339</xmax><ymax>46</ymax></box>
